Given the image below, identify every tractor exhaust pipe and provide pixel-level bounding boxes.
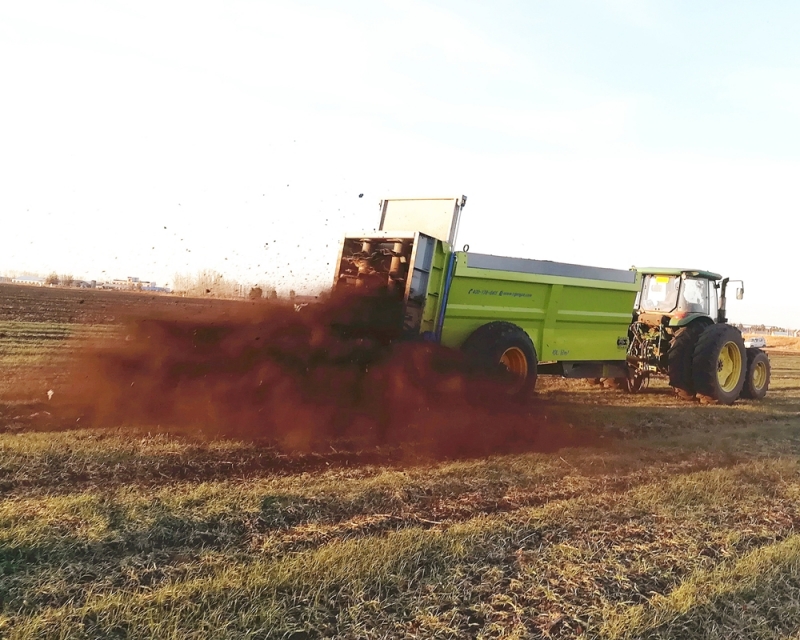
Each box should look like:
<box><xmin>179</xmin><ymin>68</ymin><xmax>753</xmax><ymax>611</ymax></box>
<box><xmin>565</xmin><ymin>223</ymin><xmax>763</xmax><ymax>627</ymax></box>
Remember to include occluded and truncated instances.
<box><xmin>718</xmin><ymin>277</ymin><xmax>729</xmax><ymax>323</ymax></box>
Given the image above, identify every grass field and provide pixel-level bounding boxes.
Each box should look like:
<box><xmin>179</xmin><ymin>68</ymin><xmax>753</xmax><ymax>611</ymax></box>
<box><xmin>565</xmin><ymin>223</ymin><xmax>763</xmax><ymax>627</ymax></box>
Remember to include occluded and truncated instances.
<box><xmin>2</xmin><ymin>284</ymin><xmax>800</xmax><ymax>639</ymax></box>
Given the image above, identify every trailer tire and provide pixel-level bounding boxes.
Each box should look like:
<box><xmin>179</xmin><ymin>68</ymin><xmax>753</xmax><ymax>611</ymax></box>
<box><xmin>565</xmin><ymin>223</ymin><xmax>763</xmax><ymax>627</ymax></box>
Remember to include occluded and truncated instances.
<box><xmin>462</xmin><ymin>322</ymin><xmax>537</xmax><ymax>396</ymax></box>
<box><xmin>692</xmin><ymin>323</ymin><xmax>746</xmax><ymax>405</ymax></box>
<box><xmin>668</xmin><ymin>321</ymin><xmax>709</xmax><ymax>398</ymax></box>
<box><xmin>740</xmin><ymin>348</ymin><xmax>770</xmax><ymax>400</ymax></box>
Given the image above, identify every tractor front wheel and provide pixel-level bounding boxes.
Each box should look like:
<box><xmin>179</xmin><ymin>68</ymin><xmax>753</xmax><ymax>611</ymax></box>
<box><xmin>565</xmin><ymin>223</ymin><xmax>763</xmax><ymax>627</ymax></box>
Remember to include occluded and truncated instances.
<box><xmin>692</xmin><ymin>324</ymin><xmax>746</xmax><ymax>404</ymax></box>
<box><xmin>740</xmin><ymin>348</ymin><xmax>770</xmax><ymax>400</ymax></box>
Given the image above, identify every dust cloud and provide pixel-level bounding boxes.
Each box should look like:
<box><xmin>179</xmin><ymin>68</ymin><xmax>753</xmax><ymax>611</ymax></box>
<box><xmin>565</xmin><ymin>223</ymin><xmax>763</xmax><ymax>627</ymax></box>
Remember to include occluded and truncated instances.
<box><xmin>51</xmin><ymin>291</ymin><xmax>594</xmax><ymax>457</ymax></box>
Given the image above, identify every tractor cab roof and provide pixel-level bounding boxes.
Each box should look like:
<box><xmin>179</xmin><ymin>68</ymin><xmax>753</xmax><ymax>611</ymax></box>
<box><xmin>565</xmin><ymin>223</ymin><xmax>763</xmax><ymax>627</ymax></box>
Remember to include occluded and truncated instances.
<box><xmin>636</xmin><ymin>267</ymin><xmax>723</xmax><ymax>281</ymax></box>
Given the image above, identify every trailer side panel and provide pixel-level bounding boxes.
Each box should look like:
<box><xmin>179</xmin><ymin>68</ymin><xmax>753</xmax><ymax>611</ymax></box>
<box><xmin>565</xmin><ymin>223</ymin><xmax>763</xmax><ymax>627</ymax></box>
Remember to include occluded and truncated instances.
<box><xmin>439</xmin><ymin>252</ymin><xmax>639</xmax><ymax>362</ymax></box>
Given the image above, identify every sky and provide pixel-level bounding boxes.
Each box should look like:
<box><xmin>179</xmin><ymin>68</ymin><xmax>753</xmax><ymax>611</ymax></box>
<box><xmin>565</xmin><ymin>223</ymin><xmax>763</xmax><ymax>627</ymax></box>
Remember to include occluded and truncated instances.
<box><xmin>1</xmin><ymin>0</ymin><xmax>798</xmax><ymax>327</ymax></box>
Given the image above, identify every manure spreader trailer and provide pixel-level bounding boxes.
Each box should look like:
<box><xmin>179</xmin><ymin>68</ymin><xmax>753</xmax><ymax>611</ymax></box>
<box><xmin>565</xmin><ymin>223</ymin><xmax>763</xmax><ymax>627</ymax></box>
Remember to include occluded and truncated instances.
<box><xmin>332</xmin><ymin>197</ymin><xmax>769</xmax><ymax>404</ymax></box>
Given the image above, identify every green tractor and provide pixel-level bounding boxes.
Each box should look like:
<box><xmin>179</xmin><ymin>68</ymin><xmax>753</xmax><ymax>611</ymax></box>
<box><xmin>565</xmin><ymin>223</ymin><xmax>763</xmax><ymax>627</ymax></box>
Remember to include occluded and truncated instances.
<box><xmin>623</xmin><ymin>269</ymin><xmax>770</xmax><ymax>404</ymax></box>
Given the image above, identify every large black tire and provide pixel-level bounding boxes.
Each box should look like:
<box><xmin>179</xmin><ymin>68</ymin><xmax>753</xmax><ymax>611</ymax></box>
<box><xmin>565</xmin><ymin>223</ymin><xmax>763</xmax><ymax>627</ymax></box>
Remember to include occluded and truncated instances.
<box><xmin>692</xmin><ymin>323</ymin><xmax>747</xmax><ymax>405</ymax></box>
<box><xmin>461</xmin><ymin>322</ymin><xmax>538</xmax><ymax>396</ymax></box>
<box><xmin>740</xmin><ymin>348</ymin><xmax>770</xmax><ymax>400</ymax></box>
<box><xmin>668</xmin><ymin>321</ymin><xmax>709</xmax><ymax>398</ymax></box>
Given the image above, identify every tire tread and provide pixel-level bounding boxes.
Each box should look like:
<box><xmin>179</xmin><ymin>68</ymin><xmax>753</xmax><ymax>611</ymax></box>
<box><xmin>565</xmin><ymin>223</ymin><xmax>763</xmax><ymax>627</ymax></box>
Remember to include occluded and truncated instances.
<box><xmin>692</xmin><ymin>323</ymin><xmax>746</xmax><ymax>404</ymax></box>
<box><xmin>462</xmin><ymin>322</ymin><xmax>538</xmax><ymax>395</ymax></box>
<box><xmin>668</xmin><ymin>321</ymin><xmax>709</xmax><ymax>396</ymax></box>
<box><xmin>740</xmin><ymin>347</ymin><xmax>770</xmax><ymax>400</ymax></box>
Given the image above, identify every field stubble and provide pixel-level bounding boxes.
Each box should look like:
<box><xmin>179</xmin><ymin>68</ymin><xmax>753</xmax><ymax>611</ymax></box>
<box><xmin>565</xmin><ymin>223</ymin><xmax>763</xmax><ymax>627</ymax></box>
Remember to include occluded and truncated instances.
<box><xmin>1</xmin><ymin>283</ymin><xmax>800</xmax><ymax>639</ymax></box>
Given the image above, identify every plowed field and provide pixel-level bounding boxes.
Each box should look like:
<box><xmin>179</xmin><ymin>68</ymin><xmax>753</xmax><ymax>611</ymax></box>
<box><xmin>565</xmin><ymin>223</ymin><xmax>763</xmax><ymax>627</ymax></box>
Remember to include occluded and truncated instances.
<box><xmin>2</xmin><ymin>283</ymin><xmax>800</xmax><ymax>639</ymax></box>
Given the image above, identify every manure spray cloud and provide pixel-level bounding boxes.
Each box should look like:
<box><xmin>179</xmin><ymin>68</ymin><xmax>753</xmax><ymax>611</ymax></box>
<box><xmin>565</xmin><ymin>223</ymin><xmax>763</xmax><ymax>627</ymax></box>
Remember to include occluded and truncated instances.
<box><xmin>49</xmin><ymin>292</ymin><xmax>593</xmax><ymax>457</ymax></box>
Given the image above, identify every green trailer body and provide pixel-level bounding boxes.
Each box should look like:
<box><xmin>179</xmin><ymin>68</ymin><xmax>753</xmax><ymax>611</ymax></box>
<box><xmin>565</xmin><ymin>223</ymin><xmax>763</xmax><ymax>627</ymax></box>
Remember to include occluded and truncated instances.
<box><xmin>438</xmin><ymin>251</ymin><xmax>639</xmax><ymax>363</ymax></box>
<box><xmin>334</xmin><ymin>229</ymin><xmax>639</xmax><ymax>377</ymax></box>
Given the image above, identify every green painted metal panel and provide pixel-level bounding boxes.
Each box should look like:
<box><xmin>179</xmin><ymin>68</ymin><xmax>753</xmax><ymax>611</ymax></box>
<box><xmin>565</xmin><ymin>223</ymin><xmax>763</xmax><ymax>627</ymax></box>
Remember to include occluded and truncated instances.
<box><xmin>438</xmin><ymin>252</ymin><xmax>639</xmax><ymax>363</ymax></box>
<box><xmin>419</xmin><ymin>240</ymin><xmax>448</xmax><ymax>334</ymax></box>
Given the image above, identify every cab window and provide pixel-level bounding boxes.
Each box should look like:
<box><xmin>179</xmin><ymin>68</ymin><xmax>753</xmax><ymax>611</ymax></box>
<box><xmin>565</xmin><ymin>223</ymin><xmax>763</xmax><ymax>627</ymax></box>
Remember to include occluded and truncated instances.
<box><xmin>679</xmin><ymin>278</ymin><xmax>709</xmax><ymax>315</ymax></box>
<box><xmin>639</xmin><ymin>275</ymin><xmax>680</xmax><ymax>312</ymax></box>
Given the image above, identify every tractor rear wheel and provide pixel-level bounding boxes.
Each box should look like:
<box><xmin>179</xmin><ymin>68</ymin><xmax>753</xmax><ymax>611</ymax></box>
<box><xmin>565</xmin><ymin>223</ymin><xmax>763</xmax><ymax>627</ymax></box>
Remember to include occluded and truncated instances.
<box><xmin>692</xmin><ymin>323</ymin><xmax>746</xmax><ymax>404</ymax></box>
<box><xmin>740</xmin><ymin>348</ymin><xmax>770</xmax><ymax>400</ymax></box>
<box><xmin>462</xmin><ymin>322</ymin><xmax>538</xmax><ymax>396</ymax></box>
<box><xmin>668</xmin><ymin>321</ymin><xmax>709</xmax><ymax>399</ymax></box>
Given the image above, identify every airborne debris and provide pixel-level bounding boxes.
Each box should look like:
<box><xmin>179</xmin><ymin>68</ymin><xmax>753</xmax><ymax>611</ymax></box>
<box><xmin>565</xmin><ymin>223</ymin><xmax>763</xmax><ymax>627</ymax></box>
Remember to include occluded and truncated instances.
<box><xmin>51</xmin><ymin>291</ymin><xmax>582</xmax><ymax>456</ymax></box>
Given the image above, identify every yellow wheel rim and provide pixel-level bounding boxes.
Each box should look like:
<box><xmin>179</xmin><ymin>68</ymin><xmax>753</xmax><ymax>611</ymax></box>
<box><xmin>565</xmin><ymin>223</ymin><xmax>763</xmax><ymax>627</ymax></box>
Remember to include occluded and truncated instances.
<box><xmin>752</xmin><ymin>360</ymin><xmax>768</xmax><ymax>390</ymax></box>
<box><xmin>717</xmin><ymin>341</ymin><xmax>743</xmax><ymax>392</ymax></box>
<box><xmin>500</xmin><ymin>346</ymin><xmax>528</xmax><ymax>392</ymax></box>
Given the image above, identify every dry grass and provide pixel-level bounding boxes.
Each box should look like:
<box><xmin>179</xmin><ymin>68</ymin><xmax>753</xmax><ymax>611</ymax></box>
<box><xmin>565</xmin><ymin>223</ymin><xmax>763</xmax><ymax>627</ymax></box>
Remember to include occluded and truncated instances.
<box><xmin>1</xmin><ymin>299</ymin><xmax>800</xmax><ymax>638</ymax></box>
<box><xmin>3</xmin><ymin>398</ymin><xmax>799</xmax><ymax>638</ymax></box>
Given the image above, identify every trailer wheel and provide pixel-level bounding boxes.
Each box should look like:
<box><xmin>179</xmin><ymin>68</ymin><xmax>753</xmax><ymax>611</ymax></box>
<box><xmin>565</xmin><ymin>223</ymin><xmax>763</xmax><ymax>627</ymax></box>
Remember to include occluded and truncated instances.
<box><xmin>740</xmin><ymin>348</ymin><xmax>770</xmax><ymax>400</ymax></box>
<box><xmin>692</xmin><ymin>323</ymin><xmax>746</xmax><ymax>404</ymax></box>
<box><xmin>668</xmin><ymin>321</ymin><xmax>709</xmax><ymax>399</ymax></box>
<box><xmin>462</xmin><ymin>322</ymin><xmax>538</xmax><ymax>396</ymax></box>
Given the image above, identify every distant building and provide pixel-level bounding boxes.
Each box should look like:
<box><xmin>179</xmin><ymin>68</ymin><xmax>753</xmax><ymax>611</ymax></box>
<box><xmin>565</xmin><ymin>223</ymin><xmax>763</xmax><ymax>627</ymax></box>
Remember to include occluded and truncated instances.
<box><xmin>11</xmin><ymin>276</ymin><xmax>45</xmax><ymax>286</ymax></box>
<box><xmin>99</xmin><ymin>277</ymin><xmax>162</xmax><ymax>291</ymax></box>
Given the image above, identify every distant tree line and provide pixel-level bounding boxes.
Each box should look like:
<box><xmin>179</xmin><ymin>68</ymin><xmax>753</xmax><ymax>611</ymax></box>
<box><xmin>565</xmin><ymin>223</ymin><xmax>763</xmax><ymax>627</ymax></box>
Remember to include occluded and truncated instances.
<box><xmin>737</xmin><ymin>323</ymin><xmax>789</xmax><ymax>333</ymax></box>
<box><xmin>172</xmin><ymin>269</ymin><xmax>282</xmax><ymax>300</ymax></box>
<box><xmin>45</xmin><ymin>272</ymin><xmax>74</xmax><ymax>286</ymax></box>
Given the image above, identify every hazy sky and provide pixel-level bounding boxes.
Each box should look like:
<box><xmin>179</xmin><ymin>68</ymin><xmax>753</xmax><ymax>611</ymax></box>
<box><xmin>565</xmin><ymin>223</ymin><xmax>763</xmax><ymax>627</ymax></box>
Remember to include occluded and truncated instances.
<box><xmin>1</xmin><ymin>1</ymin><xmax>798</xmax><ymax>326</ymax></box>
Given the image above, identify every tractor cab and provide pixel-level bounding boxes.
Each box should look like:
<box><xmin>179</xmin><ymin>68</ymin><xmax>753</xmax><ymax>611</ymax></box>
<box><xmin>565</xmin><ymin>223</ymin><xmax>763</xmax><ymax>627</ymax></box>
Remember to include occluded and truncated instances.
<box><xmin>634</xmin><ymin>268</ymin><xmax>743</xmax><ymax>327</ymax></box>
